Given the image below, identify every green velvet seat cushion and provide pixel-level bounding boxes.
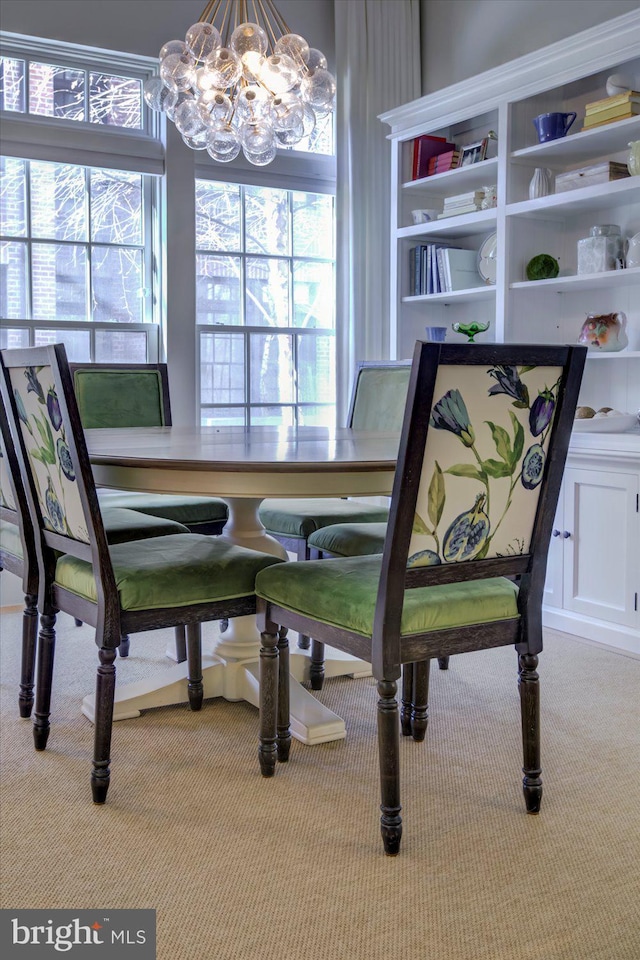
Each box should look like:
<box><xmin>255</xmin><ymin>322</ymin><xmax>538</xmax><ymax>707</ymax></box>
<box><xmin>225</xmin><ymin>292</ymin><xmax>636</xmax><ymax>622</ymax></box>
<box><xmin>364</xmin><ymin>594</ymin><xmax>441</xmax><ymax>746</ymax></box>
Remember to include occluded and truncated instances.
<box><xmin>0</xmin><ymin>518</ymin><xmax>23</xmax><ymax>560</ymax></box>
<box><xmin>255</xmin><ymin>555</ymin><xmax>519</xmax><ymax>638</ymax></box>
<box><xmin>259</xmin><ymin>499</ymin><xmax>389</xmax><ymax>540</ymax></box>
<box><xmin>73</xmin><ymin>369</ymin><xmax>167</xmax><ymax>428</ymax></box>
<box><xmin>97</xmin><ymin>489</ymin><xmax>228</xmax><ymax>525</ymax></box>
<box><xmin>308</xmin><ymin>522</ymin><xmax>387</xmax><ymax>557</ymax></box>
<box><xmin>101</xmin><ymin>507</ymin><xmax>189</xmax><ymax>543</ymax></box>
<box><xmin>55</xmin><ymin>534</ymin><xmax>282</xmax><ymax>611</ymax></box>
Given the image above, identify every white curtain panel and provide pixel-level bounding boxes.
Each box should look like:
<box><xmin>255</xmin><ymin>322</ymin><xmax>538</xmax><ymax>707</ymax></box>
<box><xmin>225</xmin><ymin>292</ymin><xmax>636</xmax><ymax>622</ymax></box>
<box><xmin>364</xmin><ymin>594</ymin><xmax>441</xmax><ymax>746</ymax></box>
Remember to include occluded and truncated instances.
<box><xmin>334</xmin><ymin>0</ymin><xmax>421</xmax><ymax>420</ymax></box>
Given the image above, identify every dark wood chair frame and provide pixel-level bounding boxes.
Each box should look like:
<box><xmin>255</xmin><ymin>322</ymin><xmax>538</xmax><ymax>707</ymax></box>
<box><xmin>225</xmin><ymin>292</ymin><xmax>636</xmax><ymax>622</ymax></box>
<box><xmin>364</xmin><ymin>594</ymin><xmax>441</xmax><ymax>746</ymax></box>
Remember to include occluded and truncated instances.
<box><xmin>263</xmin><ymin>360</ymin><xmax>411</xmax><ymax>657</ymax></box>
<box><xmin>1</xmin><ymin>344</ymin><xmax>265</xmax><ymax>804</ymax></box>
<box><xmin>0</xmin><ymin>399</ymin><xmax>39</xmax><ymax>719</ymax></box>
<box><xmin>258</xmin><ymin>342</ymin><xmax>586</xmax><ymax>855</ymax></box>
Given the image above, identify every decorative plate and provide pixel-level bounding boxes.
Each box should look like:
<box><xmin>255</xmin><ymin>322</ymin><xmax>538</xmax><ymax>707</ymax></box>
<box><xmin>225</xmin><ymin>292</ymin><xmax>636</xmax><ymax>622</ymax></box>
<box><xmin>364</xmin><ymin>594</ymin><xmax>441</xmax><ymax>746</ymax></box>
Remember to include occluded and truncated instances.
<box><xmin>477</xmin><ymin>232</ymin><xmax>497</xmax><ymax>284</ymax></box>
<box><xmin>572</xmin><ymin>413</ymin><xmax>638</xmax><ymax>433</ymax></box>
<box><xmin>526</xmin><ymin>253</ymin><xmax>559</xmax><ymax>281</ymax></box>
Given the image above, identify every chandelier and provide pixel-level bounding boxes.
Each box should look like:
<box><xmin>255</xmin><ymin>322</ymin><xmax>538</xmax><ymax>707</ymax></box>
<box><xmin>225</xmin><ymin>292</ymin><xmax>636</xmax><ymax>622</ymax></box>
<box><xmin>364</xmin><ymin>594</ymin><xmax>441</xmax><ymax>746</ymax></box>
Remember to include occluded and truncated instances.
<box><xmin>143</xmin><ymin>0</ymin><xmax>336</xmax><ymax>166</ymax></box>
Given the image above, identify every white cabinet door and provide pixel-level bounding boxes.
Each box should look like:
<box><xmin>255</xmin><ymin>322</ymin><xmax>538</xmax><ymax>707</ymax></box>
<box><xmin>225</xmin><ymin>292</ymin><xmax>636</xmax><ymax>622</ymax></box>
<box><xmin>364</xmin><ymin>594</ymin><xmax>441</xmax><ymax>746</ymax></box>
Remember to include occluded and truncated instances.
<box><xmin>562</xmin><ymin>467</ymin><xmax>639</xmax><ymax>628</ymax></box>
<box><xmin>543</xmin><ymin>499</ymin><xmax>565</xmax><ymax>610</ymax></box>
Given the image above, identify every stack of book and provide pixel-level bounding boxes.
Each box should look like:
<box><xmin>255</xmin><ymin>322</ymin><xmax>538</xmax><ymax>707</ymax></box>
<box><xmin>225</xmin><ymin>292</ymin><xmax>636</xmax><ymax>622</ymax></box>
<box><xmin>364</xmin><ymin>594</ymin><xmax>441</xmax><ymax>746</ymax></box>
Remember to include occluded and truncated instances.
<box><xmin>438</xmin><ymin>190</ymin><xmax>485</xmax><ymax>218</ymax></box>
<box><xmin>426</xmin><ymin>149</ymin><xmax>460</xmax><ymax>176</ymax></box>
<box><xmin>582</xmin><ymin>90</ymin><xmax>640</xmax><ymax>130</ymax></box>
<box><xmin>409</xmin><ymin>244</ymin><xmax>481</xmax><ymax>295</ymax></box>
<box><xmin>411</xmin><ymin>134</ymin><xmax>458</xmax><ymax>179</ymax></box>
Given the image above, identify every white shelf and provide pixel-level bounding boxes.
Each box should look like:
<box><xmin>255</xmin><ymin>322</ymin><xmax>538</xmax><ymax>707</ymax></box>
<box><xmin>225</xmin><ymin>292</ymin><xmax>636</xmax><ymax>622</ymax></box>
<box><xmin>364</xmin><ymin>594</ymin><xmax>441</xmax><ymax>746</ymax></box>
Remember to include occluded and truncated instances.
<box><xmin>402</xmin><ymin>285</ymin><xmax>496</xmax><ymax>304</ymax></box>
<box><xmin>398</xmin><ymin>208</ymin><xmax>497</xmax><ymax>239</ymax></box>
<box><xmin>510</xmin><ymin>267</ymin><xmax>640</xmax><ymax>293</ymax></box>
<box><xmin>585</xmin><ymin>351</ymin><xmax>640</xmax><ymax>359</ymax></box>
<box><xmin>402</xmin><ymin>157</ymin><xmax>498</xmax><ymax>196</ymax></box>
<box><xmin>506</xmin><ymin>176</ymin><xmax>639</xmax><ymax>219</ymax></box>
<box><xmin>510</xmin><ymin>115</ymin><xmax>640</xmax><ymax>166</ymax></box>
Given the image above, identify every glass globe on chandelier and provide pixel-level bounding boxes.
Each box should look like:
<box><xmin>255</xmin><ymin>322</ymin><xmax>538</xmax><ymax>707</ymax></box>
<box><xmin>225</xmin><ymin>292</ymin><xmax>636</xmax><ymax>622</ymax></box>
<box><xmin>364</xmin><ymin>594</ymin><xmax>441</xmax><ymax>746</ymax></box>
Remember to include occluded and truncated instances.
<box><xmin>143</xmin><ymin>0</ymin><xmax>336</xmax><ymax>166</ymax></box>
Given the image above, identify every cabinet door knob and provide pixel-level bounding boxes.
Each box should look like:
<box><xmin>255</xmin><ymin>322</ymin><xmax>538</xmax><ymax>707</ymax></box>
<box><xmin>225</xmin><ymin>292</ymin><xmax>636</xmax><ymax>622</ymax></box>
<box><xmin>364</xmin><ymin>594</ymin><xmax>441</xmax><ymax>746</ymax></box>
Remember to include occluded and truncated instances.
<box><xmin>552</xmin><ymin>529</ymin><xmax>561</xmax><ymax>537</ymax></box>
<box><xmin>562</xmin><ymin>530</ymin><xmax>571</xmax><ymax>539</ymax></box>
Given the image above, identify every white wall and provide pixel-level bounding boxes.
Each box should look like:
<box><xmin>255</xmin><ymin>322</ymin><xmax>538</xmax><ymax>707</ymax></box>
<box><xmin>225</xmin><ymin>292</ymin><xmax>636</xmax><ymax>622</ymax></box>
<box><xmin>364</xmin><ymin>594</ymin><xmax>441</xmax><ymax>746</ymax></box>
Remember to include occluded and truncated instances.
<box><xmin>420</xmin><ymin>0</ymin><xmax>640</xmax><ymax>93</ymax></box>
<box><xmin>0</xmin><ymin>0</ymin><xmax>335</xmax><ymax>67</ymax></box>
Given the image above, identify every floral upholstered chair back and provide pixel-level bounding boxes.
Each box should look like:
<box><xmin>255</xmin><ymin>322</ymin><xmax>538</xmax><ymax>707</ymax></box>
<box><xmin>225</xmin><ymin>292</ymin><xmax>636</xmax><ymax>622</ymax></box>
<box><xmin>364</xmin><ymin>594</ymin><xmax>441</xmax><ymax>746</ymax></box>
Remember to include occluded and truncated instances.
<box><xmin>8</xmin><ymin>364</ymin><xmax>89</xmax><ymax>544</ymax></box>
<box><xmin>408</xmin><ymin>362</ymin><xmax>562</xmax><ymax>567</ymax></box>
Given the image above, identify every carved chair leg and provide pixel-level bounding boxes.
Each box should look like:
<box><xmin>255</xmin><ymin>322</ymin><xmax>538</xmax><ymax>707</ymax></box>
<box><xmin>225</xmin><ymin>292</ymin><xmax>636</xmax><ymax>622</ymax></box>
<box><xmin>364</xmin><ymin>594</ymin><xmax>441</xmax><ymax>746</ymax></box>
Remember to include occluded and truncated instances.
<box><xmin>33</xmin><ymin>610</ymin><xmax>57</xmax><ymax>751</ymax></box>
<box><xmin>377</xmin><ymin>679</ymin><xmax>402</xmax><ymax>855</ymax></box>
<box><xmin>277</xmin><ymin>628</ymin><xmax>291</xmax><ymax>762</ymax></box>
<box><xmin>174</xmin><ymin>624</ymin><xmax>187</xmax><ymax>663</ymax></box>
<box><xmin>92</xmin><ymin>643</ymin><xmax>117</xmax><ymax>804</ymax></box>
<box><xmin>437</xmin><ymin>656</ymin><xmax>450</xmax><ymax>670</ymax></box>
<box><xmin>297</xmin><ymin>542</ymin><xmax>311</xmax><ymax>650</ymax></box>
<box><xmin>309</xmin><ymin>639</ymin><xmax>325</xmax><ymax>691</ymax></box>
<box><xmin>118</xmin><ymin>633</ymin><xmax>131</xmax><ymax>658</ymax></box>
<box><xmin>186</xmin><ymin>623</ymin><xmax>203</xmax><ymax>711</ymax></box>
<box><xmin>411</xmin><ymin>659</ymin><xmax>430</xmax><ymax>742</ymax></box>
<box><xmin>19</xmin><ymin>593</ymin><xmax>38</xmax><ymax>719</ymax></box>
<box><xmin>518</xmin><ymin>653</ymin><xmax>542</xmax><ymax>813</ymax></box>
<box><xmin>259</xmin><ymin>625</ymin><xmax>279</xmax><ymax>777</ymax></box>
<box><xmin>401</xmin><ymin>663</ymin><xmax>414</xmax><ymax>736</ymax></box>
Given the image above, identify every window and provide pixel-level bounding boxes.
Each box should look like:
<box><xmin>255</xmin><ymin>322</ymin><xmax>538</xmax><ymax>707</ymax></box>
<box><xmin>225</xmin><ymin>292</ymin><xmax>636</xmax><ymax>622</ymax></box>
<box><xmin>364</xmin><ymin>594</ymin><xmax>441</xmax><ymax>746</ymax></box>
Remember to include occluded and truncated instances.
<box><xmin>0</xmin><ymin>157</ymin><xmax>155</xmax><ymax>361</ymax></box>
<box><xmin>1</xmin><ymin>41</ymin><xmax>160</xmax><ymax>362</ymax></box>
<box><xmin>196</xmin><ymin>179</ymin><xmax>335</xmax><ymax>426</ymax></box>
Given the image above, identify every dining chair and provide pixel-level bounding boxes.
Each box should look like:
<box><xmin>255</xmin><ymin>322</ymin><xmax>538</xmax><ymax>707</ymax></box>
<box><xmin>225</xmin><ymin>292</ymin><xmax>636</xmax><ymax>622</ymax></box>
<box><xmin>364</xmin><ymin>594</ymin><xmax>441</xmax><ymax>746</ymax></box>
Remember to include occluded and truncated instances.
<box><xmin>1</xmin><ymin>394</ymin><xmax>196</xmax><ymax>719</ymax></box>
<box><xmin>258</xmin><ymin>360</ymin><xmax>410</xmax><ymax>650</ymax></box>
<box><xmin>69</xmin><ymin>362</ymin><xmax>229</xmax><ymax>535</ymax></box>
<box><xmin>1</xmin><ymin>344</ymin><xmax>283</xmax><ymax>804</ymax></box>
<box><xmin>255</xmin><ymin>341</ymin><xmax>586</xmax><ymax>854</ymax></box>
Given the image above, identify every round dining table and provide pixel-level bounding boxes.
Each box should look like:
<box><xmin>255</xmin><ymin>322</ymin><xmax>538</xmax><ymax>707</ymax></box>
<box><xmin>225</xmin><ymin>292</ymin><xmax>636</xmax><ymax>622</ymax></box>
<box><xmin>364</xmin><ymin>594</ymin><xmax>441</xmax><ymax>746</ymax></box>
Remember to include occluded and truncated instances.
<box><xmin>83</xmin><ymin>424</ymin><xmax>399</xmax><ymax>745</ymax></box>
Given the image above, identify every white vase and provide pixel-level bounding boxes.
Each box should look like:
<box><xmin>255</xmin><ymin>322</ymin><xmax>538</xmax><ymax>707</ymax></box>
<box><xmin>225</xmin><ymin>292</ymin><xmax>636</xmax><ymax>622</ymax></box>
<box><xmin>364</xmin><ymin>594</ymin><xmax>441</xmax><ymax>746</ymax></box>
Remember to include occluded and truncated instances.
<box><xmin>529</xmin><ymin>167</ymin><xmax>551</xmax><ymax>200</ymax></box>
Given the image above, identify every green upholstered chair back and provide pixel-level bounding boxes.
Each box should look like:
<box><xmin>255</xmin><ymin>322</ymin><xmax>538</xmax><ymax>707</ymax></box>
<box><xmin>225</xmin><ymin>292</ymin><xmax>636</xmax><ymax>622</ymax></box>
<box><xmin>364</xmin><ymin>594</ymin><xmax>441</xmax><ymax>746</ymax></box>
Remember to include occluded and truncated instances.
<box><xmin>70</xmin><ymin>364</ymin><xmax>171</xmax><ymax>429</ymax></box>
<box><xmin>348</xmin><ymin>361</ymin><xmax>411</xmax><ymax>432</ymax></box>
<box><xmin>0</xmin><ymin>392</ymin><xmax>40</xmax><ymax>594</ymax></box>
<box><xmin>373</xmin><ymin>342</ymin><xmax>586</xmax><ymax>677</ymax></box>
<box><xmin>0</xmin><ymin>428</ymin><xmax>17</xmax><ymax>512</ymax></box>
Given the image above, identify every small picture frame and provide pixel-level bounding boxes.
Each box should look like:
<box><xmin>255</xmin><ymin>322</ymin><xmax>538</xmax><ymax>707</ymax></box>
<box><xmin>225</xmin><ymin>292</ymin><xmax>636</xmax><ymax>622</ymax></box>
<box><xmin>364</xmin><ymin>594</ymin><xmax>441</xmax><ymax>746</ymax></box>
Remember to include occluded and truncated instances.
<box><xmin>459</xmin><ymin>138</ymin><xmax>488</xmax><ymax>166</ymax></box>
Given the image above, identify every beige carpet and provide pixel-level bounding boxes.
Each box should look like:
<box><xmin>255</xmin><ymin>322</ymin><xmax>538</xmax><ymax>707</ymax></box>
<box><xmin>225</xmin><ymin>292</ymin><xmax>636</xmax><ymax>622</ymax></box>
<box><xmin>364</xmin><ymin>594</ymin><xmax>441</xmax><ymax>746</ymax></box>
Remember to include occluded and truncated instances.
<box><xmin>0</xmin><ymin>607</ymin><xmax>639</xmax><ymax>960</ymax></box>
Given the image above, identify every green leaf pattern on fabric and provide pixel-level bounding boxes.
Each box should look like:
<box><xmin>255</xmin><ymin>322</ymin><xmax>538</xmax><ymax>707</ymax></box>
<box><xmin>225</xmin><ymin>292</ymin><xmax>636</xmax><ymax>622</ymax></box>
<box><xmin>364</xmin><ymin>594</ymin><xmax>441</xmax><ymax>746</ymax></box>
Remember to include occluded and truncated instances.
<box><xmin>408</xmin><ymin>364</ymin><xmax>562</xmax><ymax>566</ymax></box>
<box><xmin>9</xmin><ymin>365</ymin><xmax>89</xmax><ymax>542</ymax></box>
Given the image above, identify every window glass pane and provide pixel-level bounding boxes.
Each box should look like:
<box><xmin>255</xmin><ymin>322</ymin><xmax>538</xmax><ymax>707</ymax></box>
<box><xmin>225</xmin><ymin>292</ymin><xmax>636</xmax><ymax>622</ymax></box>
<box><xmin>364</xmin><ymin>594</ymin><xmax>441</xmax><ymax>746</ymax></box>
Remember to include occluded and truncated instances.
<box><xmin>30</xmin><ymin>162</ymin><xmax>87</xmax><ymax>241</ymax></box>
<box><xmin>92</xmin><ymin>246</ymin><xmax>143</xmax><ymax>323</ymax></box>
<box><xmin>196</xmin><ymin>181</ymin><xmax>240</xmax><ymax>252</ymax></box>
<box><xmin>196</xmin><ymin>255</ymin><xmax>241</xmax><ymax>325</ymax></box>
<box><xmin>90</xmin><ymin>170</ymin><xmax>142</xmax><ymax>244</ymax></box>
<box><xmin>245</xmin><ymin>186</ymin><xmax>290</xmax><ymax>256</ymax></box>
<box><xmin>297</xmin><ymin>335</ymin><xmax>335</xmax><ymax>403</ymax></box>
<box><xmin>0</xmin><ymin>327</ymin><xmax>29</xmax><ymax>350</ymax></box>
<box><xmin>293</xmin><ymin>261</ymin><xmax>334</xmax><ymax>329</ymax></box>
<box><xmin>292</xmin><ymin>192</ymin><xmax>334</xmax><ymax>258</ymax></box>
<box><xmin>281</xmin><ymin>111</ymin><xmax>333</xmax><ymax>156</ymax></box>
<box><xmin>34</xmin><ymin>328</ymin><xmax>91</xmax><ymax>361</ymax></box>
<box><xmin>0</xmin><ymin>242</ymin><xmax>28</xmax><ymax>319</ymax></box>
<box><xmin>29</xmin><ymin>63</ymin><xmax>85</xmax><ymax>120</ymax></box>
<box><xmin>32</xmin><ymin>243</ymin><xmax>87</xmax><ymax>321</ymax></box>
<box><xmin>89</xmin><ymin>73</ymin><xmax>142</xmax><ymax>128</ymax></box>
<box><xmin>297</xmin><ymin>404</ymin><xmax>335</xmax><ymax>427</ymax></box>
<box><xmin>250</xmin><ymin>406</ymin><xmax>294</xmax><ymax>427</ymax></box>
<box><xmin>0</xmin><ymin>58</ymin><xmax>25</xmax><ymax>112</ymax></box>
<box><xmin>201</xmin><ymin>407</ymin><xmax>246</xmax><ymax>427</ymax></box>
<box><xmin>200</xmin><ymin>332</ymin><xmax>245</xmax><ymax>405</ymax></box>
<box><xmin>95</xmin><ymin>329</ymin><xmax>148</xmax><ymax>362</ymax></box>
<box><xmin>0</xmin><ymin>158</ymin><xmax>27</xmax><ymax>237</ymax></box>
<box><xmin>246</xmin><ymin>257</ymin><xmax>289</xmax><ymax>327</ymax></box>
<box><xmin>250</xmin><ymin>333</ymin><xmax>294</xmax><ymax>404</ymax></box>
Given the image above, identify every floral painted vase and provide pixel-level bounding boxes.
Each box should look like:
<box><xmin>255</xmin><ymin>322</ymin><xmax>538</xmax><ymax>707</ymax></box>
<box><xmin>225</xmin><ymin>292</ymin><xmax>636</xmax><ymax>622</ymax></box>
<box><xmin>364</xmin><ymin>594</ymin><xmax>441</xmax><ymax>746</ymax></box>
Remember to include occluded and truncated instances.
<box><xmin>577</xmin><ymin>312</ymin><xmax>628</xmax><ymax>352</ymax></box>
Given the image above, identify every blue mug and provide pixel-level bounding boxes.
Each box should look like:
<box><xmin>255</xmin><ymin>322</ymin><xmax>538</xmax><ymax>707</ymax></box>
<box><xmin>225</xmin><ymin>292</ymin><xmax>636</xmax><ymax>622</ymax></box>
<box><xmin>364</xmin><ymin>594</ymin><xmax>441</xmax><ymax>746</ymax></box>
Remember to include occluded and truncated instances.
<box><xmin>533</xmin><ymin>111</ymin><xmax>577</xmax><ymax>143</ymax></box>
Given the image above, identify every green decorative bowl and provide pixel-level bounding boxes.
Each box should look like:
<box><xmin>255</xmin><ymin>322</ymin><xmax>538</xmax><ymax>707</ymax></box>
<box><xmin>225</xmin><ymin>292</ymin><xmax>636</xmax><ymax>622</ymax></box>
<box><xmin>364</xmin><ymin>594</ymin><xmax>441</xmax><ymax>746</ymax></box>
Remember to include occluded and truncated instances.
<box><xmin>526</xmin><ymin>253</ymin><xmax>559</xmax><ymax>281</ymax></box>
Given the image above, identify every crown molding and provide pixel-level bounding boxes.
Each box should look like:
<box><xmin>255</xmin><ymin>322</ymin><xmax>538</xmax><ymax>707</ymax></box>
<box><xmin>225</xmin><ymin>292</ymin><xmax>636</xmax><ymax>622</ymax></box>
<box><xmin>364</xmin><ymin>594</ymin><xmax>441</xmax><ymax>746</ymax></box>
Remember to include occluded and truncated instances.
<box><xmin>379</xmin><ymin>10</ymin><xmax>640</xmax><ymax>139</ymax></box>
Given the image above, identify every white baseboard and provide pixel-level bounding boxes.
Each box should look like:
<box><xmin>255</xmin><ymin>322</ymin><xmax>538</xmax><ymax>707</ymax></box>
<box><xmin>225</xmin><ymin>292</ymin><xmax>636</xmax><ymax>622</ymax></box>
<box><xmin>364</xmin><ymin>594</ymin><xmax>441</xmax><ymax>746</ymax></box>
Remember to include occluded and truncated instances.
<box><xmin>543</xmin><ymin>606</ymin><xmax>640</xmax><ymax>657</ymax></box>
